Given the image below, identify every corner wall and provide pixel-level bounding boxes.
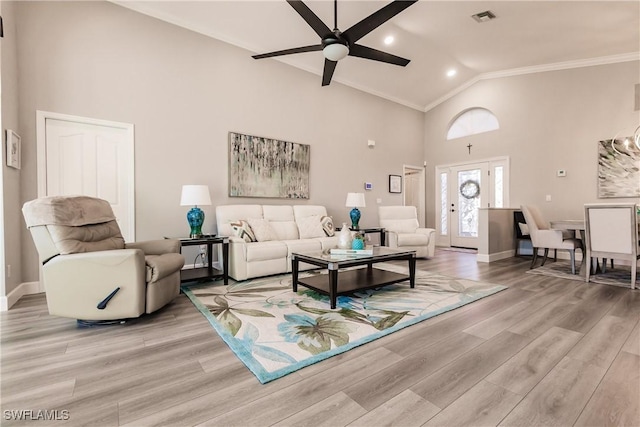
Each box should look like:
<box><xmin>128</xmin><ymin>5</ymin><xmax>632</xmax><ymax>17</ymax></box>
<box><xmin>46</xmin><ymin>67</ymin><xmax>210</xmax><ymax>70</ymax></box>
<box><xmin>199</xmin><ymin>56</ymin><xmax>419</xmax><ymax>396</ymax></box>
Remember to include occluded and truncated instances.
<box><xmin>424</xmin><ymin>61</ymin><xmax>640</xmax><ymax>229</ymax></box>
<box><xmin>13</xmin><ymin>1</ymin><xmax>424</xmax><ymax>283</ymax></box>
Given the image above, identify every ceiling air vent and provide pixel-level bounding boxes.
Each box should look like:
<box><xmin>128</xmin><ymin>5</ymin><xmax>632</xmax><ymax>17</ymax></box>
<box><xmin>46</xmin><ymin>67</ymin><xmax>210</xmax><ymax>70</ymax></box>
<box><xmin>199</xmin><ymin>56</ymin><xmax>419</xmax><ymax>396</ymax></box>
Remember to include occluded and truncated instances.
<box><xmin>471</xmin><ymin>11</ymin><xmax>497</xmax><ymax>23</ymax></box>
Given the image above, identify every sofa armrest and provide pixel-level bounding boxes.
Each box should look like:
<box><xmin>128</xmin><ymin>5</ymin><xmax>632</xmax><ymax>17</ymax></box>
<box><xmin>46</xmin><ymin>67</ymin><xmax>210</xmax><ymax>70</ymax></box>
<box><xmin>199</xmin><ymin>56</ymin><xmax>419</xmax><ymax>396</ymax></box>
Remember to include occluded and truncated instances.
<box><xmin>42</xmin><ymin>249</ymin><xmax>147</xmax><ymax>319</ymax></box>
<box><xmin>126</xmin><ymin>239</ymin><xmax>180</xmax><ymax>255</ymax></box>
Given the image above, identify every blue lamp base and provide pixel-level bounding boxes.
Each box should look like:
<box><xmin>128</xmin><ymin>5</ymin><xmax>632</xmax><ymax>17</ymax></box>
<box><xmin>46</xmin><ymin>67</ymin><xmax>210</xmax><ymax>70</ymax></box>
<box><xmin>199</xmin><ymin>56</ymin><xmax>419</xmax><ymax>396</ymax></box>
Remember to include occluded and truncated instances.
<box><xmin>187</xmin><ymin>206</ymin><xmax>205</xmax><ymax>238</ymax></box>
<box><xmin>349</xmin><ymin>207</ymin><xmax>361</xmax><ymax>230</ymax></box>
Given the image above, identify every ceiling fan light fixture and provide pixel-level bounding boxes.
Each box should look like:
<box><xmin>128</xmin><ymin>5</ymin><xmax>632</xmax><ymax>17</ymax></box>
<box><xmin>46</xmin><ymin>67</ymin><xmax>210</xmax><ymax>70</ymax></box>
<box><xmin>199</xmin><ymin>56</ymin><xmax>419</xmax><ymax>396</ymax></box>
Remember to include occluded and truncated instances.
<box><xmin>323</xmin><ymin>43</ymin><xmax>349</xmax><ymax>61</ymax></box>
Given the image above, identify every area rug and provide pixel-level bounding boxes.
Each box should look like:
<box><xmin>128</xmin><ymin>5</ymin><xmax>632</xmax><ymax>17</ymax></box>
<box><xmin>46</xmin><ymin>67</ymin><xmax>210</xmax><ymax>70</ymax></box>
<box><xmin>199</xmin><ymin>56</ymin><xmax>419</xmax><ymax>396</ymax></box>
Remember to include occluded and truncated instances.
<box><xmin>181</xmin><ymin>263</ymin><xmax>506</xmax><ymax>383</ymax></box>
<box><xmin>526</xmin><ymin>260</ymin><xmax>637</xmax><ymax>288</ymax></box>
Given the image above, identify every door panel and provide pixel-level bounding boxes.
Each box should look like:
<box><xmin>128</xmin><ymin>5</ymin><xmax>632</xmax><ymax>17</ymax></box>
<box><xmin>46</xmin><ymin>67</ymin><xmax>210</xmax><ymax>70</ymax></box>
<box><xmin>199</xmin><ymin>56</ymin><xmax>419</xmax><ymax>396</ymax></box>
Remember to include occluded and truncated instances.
<box><xmin>39</xmin><ymin>113</ymin><xmax>135</xmax><ymax>242</ymax></box>
<box><xmin>450</xmin><ymin>164</ymin><xmax>487</xmax><ymax>248</ymax></box>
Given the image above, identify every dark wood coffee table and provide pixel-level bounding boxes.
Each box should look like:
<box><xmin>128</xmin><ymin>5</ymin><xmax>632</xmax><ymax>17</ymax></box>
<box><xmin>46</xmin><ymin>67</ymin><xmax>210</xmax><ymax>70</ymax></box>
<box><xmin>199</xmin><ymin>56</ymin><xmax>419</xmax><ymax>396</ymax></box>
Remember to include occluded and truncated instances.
<box><xmin>291</xmin><ymin>247</ymin><xmax>416</xmax><ymax>309</ymax></box>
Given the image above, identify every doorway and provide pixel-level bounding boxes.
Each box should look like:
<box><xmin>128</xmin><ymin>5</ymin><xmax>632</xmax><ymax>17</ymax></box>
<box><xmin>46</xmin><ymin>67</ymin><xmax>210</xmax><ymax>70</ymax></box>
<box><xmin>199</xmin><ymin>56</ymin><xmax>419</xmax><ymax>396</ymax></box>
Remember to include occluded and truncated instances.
<box><xmin>435</xmin><ymin>157</ymin><xmax>509</xmax><ymax>249</ymax></box>
<box><xmin>36</xmin><ymin>111</ymin><xmax>136</xmax><ymax>241</ymax></box>
<box><xmin>403</xmin><ymin>164</ymin><xmax>426</xmax><ymax>227</ymax></box>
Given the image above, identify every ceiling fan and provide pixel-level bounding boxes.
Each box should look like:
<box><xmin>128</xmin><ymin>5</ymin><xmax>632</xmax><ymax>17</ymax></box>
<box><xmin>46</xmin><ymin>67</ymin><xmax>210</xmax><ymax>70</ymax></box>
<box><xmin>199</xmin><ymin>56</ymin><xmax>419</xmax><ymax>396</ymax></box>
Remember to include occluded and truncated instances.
<box><xmin>252</xmin><ymin>0</ymin><xmax>418</xmax><ymax>86</ymax></box>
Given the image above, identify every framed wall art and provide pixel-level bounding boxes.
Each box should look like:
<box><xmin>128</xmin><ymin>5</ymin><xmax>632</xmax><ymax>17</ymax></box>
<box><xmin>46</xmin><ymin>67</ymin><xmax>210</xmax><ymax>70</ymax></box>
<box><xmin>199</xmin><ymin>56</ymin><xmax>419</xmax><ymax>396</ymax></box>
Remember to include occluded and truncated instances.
<box><xmin>597</xmin><ymin>138</ymin><xmax>640</xmax><ymax>198</ymax></box>
<box><xmin>6</xmin><ymin>129</ymin><xmax>21</xmax><ymax>169</ymax></box>
<box><xmin>229</xmin><ymin>132</ymin><xmax>310</xmax><ymax>199</ymax></box>
<box><xmin>389</xmin><ymin>174</ymin><xmax>402</xmax><ymax>193</ymax></box>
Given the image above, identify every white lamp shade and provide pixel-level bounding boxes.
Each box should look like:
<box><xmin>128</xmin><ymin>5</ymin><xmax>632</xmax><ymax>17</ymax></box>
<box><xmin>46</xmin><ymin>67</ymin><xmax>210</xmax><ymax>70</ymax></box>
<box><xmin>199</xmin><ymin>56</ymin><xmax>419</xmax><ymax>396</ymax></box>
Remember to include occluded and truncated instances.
<box><xmin>345</xmin><ymin>192</ymin><xmax>366</xmax><ymax>208</ymax></box>
<box><xmin>180</xmin><ymin>185</ymin><xmax>212</xmax><ymax>206</ymax></box>
<box><xmin>323</xmin><ymin>43</ymin><xmax>349</xmax><ymax>61</ymax></box>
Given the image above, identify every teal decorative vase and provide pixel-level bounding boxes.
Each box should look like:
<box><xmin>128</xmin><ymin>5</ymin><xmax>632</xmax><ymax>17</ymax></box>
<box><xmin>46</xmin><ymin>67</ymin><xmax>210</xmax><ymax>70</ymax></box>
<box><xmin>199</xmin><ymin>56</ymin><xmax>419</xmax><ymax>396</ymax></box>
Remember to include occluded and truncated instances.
<box><xmin>352</xmin><ymin>236</ymin><xmax>365</xmax><ymax>250</ymax></box>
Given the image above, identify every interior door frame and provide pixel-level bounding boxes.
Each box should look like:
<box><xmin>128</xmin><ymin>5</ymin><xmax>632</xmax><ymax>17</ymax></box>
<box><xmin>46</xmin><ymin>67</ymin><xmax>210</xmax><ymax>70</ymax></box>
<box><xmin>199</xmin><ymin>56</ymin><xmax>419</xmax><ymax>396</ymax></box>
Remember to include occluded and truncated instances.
<box><xmin>402</xmin><ymin>164</ymin><xmax>426</xmax><ymax>227</ymax></box>
<box><xmin>36</xmin><ymin>110</ymin><xmax>136</xmax><ymax>240</ymax></box>
<box><xmin>435</xmin><ymin>156</ymin><xmax>510</xmax><ymax>247</ymax></box>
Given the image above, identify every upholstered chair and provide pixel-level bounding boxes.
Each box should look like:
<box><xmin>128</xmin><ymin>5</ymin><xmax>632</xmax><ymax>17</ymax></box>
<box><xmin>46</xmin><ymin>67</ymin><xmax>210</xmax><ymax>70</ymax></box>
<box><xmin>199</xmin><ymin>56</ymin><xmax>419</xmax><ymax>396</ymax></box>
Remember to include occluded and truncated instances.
<box><xmin>22</xmin><ymin>196</ymin><xmax>185</xmax><ymax>321</ymax></box>
<box><xmin>521</xmin><ymin>205</ymin><xmax>583</xmax><ymax>274</ymax></box>
<box><xmin>378</xmin><ymin>206</ymin><xmax>436</xmax><ymax>258</ymax></box>
<box><xmin>584</xmin><ymin>203</ymin><xmax>639</xmax><ymax>289</ymax></box>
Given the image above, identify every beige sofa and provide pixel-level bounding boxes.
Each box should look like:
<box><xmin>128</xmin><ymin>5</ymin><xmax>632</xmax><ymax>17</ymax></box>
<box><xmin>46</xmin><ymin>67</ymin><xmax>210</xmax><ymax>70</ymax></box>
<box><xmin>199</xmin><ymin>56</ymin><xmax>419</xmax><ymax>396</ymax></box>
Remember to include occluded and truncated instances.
<box><xmin>216</xmin><ymin>205</ymin><xmax>338</xmax><ymax>281</ymax></box>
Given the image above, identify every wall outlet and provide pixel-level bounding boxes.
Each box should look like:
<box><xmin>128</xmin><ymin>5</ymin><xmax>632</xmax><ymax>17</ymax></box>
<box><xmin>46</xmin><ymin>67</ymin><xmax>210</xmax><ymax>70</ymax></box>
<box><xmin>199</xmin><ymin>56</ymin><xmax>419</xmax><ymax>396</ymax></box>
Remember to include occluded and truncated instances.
<box><xmin>545</xmin><ymin>195</ymin><xmax>552</xmax><ymax>202</ymax></box>
<box><xmin>199</xmin><ymin>245</ymin><xmax>207</xmax><ymax>256</ymax></box>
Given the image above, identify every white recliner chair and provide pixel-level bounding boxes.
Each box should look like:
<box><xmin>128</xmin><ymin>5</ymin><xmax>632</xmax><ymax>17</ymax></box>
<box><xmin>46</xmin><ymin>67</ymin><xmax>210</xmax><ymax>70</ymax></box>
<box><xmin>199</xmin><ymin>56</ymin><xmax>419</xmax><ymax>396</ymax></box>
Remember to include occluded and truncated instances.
<box><xmin>22</xmin><ymin>195</ymin><xmax>185</xmax><ymax>322</ymax></box>
<box><xmin>378</xmin><ymin>206</ymin><xmax>436</xmax><ymax>258</ymax></box>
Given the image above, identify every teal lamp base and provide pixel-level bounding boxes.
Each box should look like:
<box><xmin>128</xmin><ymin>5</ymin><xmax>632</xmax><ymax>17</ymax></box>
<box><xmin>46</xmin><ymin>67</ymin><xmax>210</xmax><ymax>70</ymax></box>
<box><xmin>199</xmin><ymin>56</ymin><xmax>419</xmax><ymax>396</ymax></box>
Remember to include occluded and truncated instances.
<box><xmin>349</xmin><ymin>207</ymin><xmax>361</xmax><ymax>230</ymax></box>
<box><xmin>186</xmin><ymin>206</ymin><xmax>205</xmax><ymax>238</ymax></box>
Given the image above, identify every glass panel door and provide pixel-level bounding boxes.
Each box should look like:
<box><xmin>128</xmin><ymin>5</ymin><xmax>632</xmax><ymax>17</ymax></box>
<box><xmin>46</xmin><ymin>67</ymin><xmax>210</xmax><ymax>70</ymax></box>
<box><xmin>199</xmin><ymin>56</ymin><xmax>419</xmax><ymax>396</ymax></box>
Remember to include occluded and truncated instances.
<box><xmin>450</xmin><ymin>163</ymin><xmax>487</xmax><ymax>248</ymax></box>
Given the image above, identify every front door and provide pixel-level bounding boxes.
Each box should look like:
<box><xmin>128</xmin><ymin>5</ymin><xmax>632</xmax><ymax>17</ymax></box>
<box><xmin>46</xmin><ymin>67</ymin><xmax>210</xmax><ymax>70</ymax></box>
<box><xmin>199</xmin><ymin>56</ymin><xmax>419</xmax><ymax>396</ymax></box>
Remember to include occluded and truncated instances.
<box><xmin>36</xmin><ymin>111</ymin><xmax>135</xmax><ymax>241</ymax></box>
<box><xmin>436</xmin><ymin>157</ymin><xmax>509</xmax><ymax>249</ymax></box>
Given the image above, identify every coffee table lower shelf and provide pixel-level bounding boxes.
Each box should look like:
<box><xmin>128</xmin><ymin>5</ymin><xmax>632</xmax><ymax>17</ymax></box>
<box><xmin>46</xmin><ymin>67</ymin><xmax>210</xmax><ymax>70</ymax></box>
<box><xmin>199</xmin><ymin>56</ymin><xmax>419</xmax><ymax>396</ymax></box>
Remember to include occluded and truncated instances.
<box><xmin>295</xmin><ymin>268</ymin><xmax>412</xmax><ymax>309</ymax></box>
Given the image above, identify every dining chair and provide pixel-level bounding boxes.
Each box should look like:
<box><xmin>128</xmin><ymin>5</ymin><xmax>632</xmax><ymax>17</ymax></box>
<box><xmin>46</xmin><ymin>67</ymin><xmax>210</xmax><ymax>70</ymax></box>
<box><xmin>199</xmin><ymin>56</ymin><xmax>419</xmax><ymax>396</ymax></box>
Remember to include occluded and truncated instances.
<box><xmin>584</xmin><ymin>203</ymin><xmax>639</xmax><ymax>289</ymax></box>
<box><xmin>521</xmin><ymin>205</ymin><xmax>583</xmax><ymax>274</ymax></box>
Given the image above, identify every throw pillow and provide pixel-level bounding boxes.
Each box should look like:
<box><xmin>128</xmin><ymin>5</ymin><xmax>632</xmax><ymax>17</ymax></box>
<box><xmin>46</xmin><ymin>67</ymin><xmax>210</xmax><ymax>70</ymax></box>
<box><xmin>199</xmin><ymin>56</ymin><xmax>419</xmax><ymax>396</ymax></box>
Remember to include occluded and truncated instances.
<box><xmin>297</xmin><ymin>215</ymin><xmax>326</xmax><ymax>239</ymax></box>
<box><xmin>246</xmin><ymin>218</ymin><xmax>278</xmax><ymax>242</ymax></box>
<box><xmin>518</xmin><ymin>222</ymin><xmax>530</xmax><ymax>236</ymax></box>
<box><xmin>230</xmin><ymin>220</ymin><xmax>256</xmax><ymax>243</ymax></box>
<box><xmin>320</xmin><ymin>215</ymin><xmax>335</xmax><ymax>237</ymax></box>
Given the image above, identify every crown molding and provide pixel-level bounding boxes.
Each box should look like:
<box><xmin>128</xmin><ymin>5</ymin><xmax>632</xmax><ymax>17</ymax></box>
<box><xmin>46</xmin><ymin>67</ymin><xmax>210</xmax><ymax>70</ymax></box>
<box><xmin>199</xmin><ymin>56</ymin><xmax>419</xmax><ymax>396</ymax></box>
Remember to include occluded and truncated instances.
<box><xmin>423</xmin><ymin>52</ymin><xmax>640</xmax><ymax>112</ymax></box>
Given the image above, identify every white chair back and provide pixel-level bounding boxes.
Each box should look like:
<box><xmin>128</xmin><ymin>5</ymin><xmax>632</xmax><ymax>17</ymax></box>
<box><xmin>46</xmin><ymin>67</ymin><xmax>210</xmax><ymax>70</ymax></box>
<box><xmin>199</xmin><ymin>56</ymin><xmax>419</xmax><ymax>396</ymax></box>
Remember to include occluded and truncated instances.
<box><xmin>585</xmin><ymin>203</ymin><xmax>638</xmax><ymax>256</ymax></box>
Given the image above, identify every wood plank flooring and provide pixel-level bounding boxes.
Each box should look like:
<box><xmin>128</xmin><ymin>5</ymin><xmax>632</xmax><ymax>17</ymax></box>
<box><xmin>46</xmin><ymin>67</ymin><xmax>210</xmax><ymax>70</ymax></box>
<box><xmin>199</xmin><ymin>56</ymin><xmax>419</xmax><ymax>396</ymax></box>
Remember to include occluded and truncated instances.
<box><xmin>1</xmin><ymin>249</ymin><xmax>639</xmax><ymax>426</ymax></box>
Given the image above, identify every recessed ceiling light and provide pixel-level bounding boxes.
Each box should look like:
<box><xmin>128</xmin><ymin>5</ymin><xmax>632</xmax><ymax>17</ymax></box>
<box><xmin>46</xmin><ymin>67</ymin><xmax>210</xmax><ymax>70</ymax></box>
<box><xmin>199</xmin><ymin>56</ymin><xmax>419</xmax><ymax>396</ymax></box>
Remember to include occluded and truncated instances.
<box><xmin>384</xmin><ymin>35</ymin><xmax>394</xmax><ymax>45</ymax></box>
<box><xmin>447</xmin><ymin>69</ymin><xmax>457</xmax><ymax>77</ymax></box>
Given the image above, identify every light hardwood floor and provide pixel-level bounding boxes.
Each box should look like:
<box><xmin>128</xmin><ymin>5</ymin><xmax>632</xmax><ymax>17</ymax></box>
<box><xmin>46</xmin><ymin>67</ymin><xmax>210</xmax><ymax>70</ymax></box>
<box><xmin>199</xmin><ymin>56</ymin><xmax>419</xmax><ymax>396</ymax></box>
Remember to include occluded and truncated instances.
<box><xmin>1</xmin><ymin>250</ymin><xmax>639</xmax><ymax>426</ymax></box>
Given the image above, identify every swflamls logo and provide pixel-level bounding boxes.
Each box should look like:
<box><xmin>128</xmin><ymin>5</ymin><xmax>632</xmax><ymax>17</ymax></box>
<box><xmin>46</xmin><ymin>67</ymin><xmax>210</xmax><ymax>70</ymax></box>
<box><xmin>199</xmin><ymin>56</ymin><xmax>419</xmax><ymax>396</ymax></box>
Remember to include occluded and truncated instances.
<box><xmin>3</xmin><ymin>409</ymin><xmax>70</xmax><ymax>421</ymax></box>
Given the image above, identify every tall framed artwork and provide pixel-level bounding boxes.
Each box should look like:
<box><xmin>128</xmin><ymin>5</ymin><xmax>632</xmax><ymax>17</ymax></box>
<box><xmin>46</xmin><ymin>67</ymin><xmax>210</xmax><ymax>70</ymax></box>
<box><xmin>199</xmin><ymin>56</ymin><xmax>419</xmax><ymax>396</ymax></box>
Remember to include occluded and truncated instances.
<box><xmin>229</xmin><ymin>132</ymin><xmax>310</xmax><ymax>198</ymax></box>
<box><xmin>6</xmin><ymin>129</ymin><xmax>21</xmax><ymax>169</ymax></box>
<box><xmin>597</xmin><ymin>138</ymin><xmax>640</xmax><ymax>198</ymax></box>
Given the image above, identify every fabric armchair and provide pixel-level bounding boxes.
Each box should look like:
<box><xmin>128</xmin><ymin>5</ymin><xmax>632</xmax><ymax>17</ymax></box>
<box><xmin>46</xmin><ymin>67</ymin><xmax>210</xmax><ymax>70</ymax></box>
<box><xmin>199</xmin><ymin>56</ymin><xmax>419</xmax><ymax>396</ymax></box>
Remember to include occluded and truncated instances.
<box><xmin>521</xmin><ymin>204</ymin><xmax>582</xmax><ymax>274</ymax></box>
<box><xmin>378</xmin><ymin>206</ymin><xmax>435</xmax><ymax>258</ymax></box>
<box><xmin>22</xmin><ymin>196</ymin><xmax>185</xmax><ymax>321</ymax></box>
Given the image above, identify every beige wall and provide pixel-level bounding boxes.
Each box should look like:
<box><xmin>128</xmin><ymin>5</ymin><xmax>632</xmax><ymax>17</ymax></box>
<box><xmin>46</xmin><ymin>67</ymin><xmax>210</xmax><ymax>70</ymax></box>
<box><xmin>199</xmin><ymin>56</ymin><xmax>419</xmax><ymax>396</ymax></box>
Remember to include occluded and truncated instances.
<box><xmin>13</xmin><ymin>1</ymin><xmax>424</xmax><ymax>283</ymax></box>
<box><xmin>2</xmin><ymin>0</ymin><xmax>22</xmax><ymax>296</ymax></box>
<box><xmin>424</xmin><ymin>61</ymin><xmax>640</xmax><ymax>229</ymax></box>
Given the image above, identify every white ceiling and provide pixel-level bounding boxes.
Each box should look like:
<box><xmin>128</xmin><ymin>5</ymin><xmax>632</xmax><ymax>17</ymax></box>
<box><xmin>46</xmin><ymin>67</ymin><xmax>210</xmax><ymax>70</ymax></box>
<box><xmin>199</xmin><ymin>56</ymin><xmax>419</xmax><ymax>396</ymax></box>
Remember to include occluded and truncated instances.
<box><xmin>115</xmin><ymin>1</ymin><xmax>640</xmax><ymax>111</ymax></box>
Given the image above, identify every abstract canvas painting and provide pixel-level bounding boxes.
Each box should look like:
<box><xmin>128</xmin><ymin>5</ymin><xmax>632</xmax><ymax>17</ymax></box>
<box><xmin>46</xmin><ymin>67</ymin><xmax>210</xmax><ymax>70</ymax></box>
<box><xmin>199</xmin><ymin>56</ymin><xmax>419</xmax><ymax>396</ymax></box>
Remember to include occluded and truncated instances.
<box><xmin>598</xmin><ymin>138</ymin><xmax>640</xmax><ymax>198</ymax></box>
<box><xmin>229</xmin><ymin>132</ymin><xmax>310</xmax><ymax>198</ymax></box>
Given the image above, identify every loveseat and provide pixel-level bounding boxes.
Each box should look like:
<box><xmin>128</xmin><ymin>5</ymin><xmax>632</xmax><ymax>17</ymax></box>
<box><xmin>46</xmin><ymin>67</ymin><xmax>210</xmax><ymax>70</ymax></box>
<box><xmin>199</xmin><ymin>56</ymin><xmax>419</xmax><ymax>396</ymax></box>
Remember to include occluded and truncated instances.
<box><xmin>216</xmin><ymin>205</ymin><xmax>338</xmax><ymax>281</ymax></box>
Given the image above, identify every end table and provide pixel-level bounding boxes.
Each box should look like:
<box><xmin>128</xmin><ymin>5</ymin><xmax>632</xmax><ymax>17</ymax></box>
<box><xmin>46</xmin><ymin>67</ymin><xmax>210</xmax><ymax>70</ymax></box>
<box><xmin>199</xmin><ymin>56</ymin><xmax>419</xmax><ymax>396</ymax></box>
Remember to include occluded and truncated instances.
<box><xmin>168</xmin><ymin>235</ymin><xmax>229</xmax><ymax>285</ymax></box>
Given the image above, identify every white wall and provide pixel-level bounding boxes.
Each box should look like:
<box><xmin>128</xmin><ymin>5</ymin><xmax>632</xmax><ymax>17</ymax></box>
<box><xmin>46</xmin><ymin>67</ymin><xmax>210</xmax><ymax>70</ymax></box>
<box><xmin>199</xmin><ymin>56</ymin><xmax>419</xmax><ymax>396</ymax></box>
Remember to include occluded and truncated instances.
<box><xmin>424</xmin><ymin>61</ymin><xmax>640</xmax><ymax>229</ymax></box>
<box><xmin>12</xmin><ymin>1</ymin><xmax>424</xmax><ymax>283</ymax></box>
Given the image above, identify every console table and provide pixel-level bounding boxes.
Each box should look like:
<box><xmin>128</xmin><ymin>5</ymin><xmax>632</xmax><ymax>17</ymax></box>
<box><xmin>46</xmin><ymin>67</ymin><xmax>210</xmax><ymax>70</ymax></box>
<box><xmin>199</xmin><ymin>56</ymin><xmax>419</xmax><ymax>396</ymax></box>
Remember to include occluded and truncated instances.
<box><xmin>169</xmin><ymin>236</ymin><xmax>229</xmax><ymax>285</ymax></box>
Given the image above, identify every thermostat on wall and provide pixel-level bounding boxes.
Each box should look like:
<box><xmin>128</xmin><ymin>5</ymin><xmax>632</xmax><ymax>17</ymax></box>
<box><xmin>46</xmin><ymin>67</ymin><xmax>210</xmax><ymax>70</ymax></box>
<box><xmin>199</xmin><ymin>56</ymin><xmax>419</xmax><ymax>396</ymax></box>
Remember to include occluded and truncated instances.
<box><xmin>557</xmin><ymin>169</ymin><xmax>567</xmax><ymax>177</ymax></box>
<box><xmin>364</xmin><ymin>182</ymin><xmax>373</xmax><ymax>190</ymax></box>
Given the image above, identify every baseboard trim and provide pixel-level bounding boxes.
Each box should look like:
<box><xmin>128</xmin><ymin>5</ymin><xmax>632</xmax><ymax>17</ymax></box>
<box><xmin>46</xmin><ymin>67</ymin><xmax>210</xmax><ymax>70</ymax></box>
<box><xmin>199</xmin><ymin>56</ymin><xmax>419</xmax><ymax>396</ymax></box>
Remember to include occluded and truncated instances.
<box><xmin>1</xmin><ymin>281</ymin><xmax>43</xmax><ymax>311</ymax></box>
<box><xmin>477</xmin><ymin>250</ymin><xmax>515</xmax><ymax>263</ymax></box>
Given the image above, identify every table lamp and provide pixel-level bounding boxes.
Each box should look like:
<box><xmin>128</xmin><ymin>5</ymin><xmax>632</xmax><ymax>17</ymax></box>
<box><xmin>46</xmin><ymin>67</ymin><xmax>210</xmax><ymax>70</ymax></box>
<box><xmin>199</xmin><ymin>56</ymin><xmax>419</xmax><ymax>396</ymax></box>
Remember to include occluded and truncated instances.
<box><xmin>180</xmin><ymin>185</ymin><xmax>212</xmax><ymax>238</ymax></box>
<box><xmin>345</xmin><ymin>192</ymin><xmax>366</xmax><ymax>229</ymax></box>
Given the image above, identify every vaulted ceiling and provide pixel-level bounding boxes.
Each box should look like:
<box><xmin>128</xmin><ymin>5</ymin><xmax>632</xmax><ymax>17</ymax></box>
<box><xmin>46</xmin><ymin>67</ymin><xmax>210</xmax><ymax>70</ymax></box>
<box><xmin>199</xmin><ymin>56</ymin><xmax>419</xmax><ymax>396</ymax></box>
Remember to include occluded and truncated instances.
<box><xmin>115</xmin><ymin>1</ymin><xmax>640</xmax><ymax>111</ymax></box>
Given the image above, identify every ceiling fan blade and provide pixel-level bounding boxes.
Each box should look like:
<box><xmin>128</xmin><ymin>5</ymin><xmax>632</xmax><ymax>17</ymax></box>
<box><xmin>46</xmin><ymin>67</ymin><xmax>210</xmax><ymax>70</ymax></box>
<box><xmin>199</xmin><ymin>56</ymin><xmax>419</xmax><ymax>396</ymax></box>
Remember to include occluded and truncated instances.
<box><xmin>252</xmin><ymin>44</ymin><xmax>322</xmax><ymax>60</ymax></box>
<box><xmin>322</xmin><ymin>59</ymin><xmax>338</xmax><ymax>86</ymax></box>
<box><xmin>348</xmin><ymin>44</ymin><xmax>410</xmax><ymax>66</ymax></box>
<box><xmin>287</xmin><ymin>0</ymin><xmax>332</xmax><ymax>38</ymax></box>
<box><xmin>343</xmin><ymin>0</ymin><xmax>418</xmax><ymax>44</ymax></box>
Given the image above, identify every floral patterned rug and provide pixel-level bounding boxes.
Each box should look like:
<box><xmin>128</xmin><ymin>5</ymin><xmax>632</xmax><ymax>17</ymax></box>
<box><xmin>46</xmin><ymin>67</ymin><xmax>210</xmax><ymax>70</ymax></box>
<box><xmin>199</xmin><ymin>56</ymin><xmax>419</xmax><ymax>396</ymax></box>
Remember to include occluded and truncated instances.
<box><xmin>181</xmin><ymin>263</ymin><xmax>507</xmax><ymax>383</ymax></box>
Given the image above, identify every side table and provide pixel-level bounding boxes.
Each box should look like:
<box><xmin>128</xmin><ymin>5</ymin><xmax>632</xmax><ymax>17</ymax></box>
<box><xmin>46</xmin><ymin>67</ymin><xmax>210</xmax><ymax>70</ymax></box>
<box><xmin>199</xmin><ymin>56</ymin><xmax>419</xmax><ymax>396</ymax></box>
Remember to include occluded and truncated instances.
<box><xmin>168</xmin><ymin>236</ymin><xmax>229</xmax><ymax>285</ymax></box>
<box><xmin>335</xmin><ymin>226</ymin><xmax>386</xmax><ymax>246</ymax></box>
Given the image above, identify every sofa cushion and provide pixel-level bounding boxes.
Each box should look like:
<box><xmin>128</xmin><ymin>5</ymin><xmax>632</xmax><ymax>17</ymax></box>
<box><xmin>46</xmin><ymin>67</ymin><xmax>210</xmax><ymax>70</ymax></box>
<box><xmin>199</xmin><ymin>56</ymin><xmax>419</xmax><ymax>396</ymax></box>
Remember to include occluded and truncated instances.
<box><xmin>397</xmin><ymin>233</ymin><xmax>430</xmax><ymax>246</ymax></box>
<box><xmin>230</xmin><ymin>220</ymin><xmax>257</xmax><ymax>243</ymax></box>
<box><xmin>282</xmin><ymin>239</ymin><xmax>322</xmax><ymax>255</ymax></box>
<box><xmin>297</xmin><ymin>215</ymin><xmax>326</xmax><ymax>239</ymax></box>
<box><xmin>216</xmin><ymin>205</ymin><xmax>263</xmax><ymax>237</ymax></box>
<box><xmin>246</xmin><ymin>241</ymin><xmax>288</xmax><ymax>262</ymax></box>
<box><xmin>382</xmin><ymin>218</ymin><xmax>419</xmax><ymax>234</ymax></box>
<box><xmin>315</xmin><ymin>236</ymin><xmax>339</xmax><ymax>251</ymax></box>
<box><xmin>246</xmin><ymin>218</ymin><xmax>278</xmax><ymax>242</ymax></box>
<box><xmin>320</xmin><ymin>215</ymin><xmax>335</xmax><ymax>237</ymax></box>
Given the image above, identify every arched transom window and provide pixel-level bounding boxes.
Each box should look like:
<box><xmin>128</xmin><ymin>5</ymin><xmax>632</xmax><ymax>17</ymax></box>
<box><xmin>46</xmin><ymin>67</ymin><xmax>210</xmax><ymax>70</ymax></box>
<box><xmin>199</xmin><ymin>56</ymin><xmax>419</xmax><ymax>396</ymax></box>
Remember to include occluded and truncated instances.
<box><xmin>447</xmin><ymin>107</ymin><xmax>499</xmax><ymax>140</ymax></box>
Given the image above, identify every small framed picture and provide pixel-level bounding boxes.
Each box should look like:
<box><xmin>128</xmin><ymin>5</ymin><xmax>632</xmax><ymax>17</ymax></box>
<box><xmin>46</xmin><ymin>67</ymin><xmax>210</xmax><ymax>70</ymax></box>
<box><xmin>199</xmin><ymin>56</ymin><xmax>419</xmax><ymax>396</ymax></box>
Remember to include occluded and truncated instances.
<box><xmin>6</xmin><ymin>129</ymin><xmax>21</xmax><ymax>170</ymax></box>
<box><xmin>389</xmin><ymin>174</ymin><xmax>402</xmax><ymax>193</ymax></box>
